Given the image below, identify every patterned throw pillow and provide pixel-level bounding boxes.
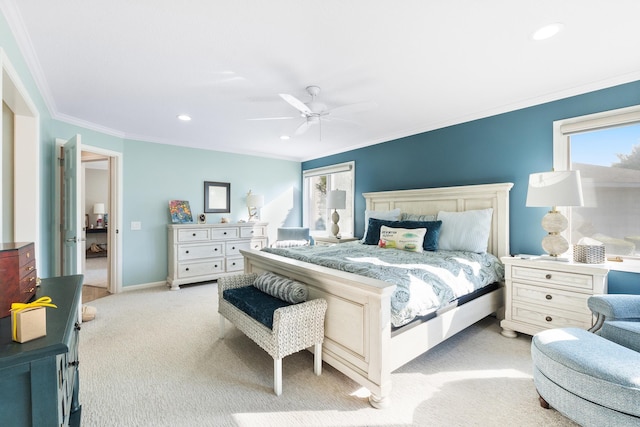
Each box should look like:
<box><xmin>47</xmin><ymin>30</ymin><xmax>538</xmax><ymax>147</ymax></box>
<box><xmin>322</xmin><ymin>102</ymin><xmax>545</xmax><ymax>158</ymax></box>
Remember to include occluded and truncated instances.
<box><xmin>378</xmin><ymin>226</ymin><xmax>427</xmax><ymax>253</ymax></box>
<box><xmin>363</xmin><ymin>218</ymin><xmax>442</xmax><ymax>251</ymax></box>
<box><xmin>253</xmin><ymin>272</ymin><xmax>308</xmax><ymax>303</ymax></box>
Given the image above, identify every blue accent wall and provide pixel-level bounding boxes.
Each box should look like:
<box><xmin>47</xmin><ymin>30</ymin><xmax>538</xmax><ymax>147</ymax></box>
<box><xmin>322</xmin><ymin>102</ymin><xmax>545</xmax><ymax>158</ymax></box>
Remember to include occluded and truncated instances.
<box><xmin>303</xmin><ymin>81</ymin><xmax>640</xmax><ymax>294</ymax></box>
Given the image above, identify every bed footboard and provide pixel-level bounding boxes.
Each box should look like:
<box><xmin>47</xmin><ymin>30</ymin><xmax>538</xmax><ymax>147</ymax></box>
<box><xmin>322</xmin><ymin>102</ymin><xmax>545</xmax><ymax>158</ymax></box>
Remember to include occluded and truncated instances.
<box><xmin>241</xmin><ymin>249</ymin><xmax>396</xmax><ymax>407</ymax></box>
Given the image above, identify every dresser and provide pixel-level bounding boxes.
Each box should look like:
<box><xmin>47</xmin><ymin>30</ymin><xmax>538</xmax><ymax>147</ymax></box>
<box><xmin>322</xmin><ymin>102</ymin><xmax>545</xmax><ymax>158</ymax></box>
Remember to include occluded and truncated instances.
<box><xmin>500</xmin><ymin>257</ymin><xmax>609</xmax><ymax>337</ymax></box>
<box><xmin>167</xmin><ymin>222</ymin><xmax>268</xmax><ymax>290</ymax></box>
<box><xmin>0</xmin><ymin>275</ymin><xmax>83</xmax><ymax>427</ymax></box>
<box><xmin>0</xmin><ymin>242</ymin><xmax>37</xmax><ymax>318</ymax></box>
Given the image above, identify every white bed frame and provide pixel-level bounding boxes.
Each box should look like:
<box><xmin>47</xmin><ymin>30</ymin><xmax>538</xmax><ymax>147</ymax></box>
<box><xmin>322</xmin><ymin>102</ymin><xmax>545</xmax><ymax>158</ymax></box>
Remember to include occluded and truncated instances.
<box><xmin>241</xmin><ymin>182</ymin><xmax>513</xmax><ymax>407</ymax></box>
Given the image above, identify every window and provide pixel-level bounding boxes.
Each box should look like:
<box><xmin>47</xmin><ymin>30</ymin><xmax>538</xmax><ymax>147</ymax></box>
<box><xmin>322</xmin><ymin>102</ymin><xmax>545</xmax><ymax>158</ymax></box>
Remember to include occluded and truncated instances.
<box><xmin>303</xmin><ymin>161</ymin><xmax>355</xmax><ymax>237</ymax></box>
<box><xmin>553</xmin><ymin>106</ymin><xmax>640</xmax><ymax>272</ymax></box>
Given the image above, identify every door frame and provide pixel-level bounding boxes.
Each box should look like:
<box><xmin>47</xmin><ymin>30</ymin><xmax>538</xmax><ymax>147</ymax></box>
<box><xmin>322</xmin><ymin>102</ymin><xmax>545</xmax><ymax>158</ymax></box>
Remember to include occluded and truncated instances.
<box><xmin>54</xmin><ymin>141</ymin><xmax>123</xmax><ymax>294</ymax></box>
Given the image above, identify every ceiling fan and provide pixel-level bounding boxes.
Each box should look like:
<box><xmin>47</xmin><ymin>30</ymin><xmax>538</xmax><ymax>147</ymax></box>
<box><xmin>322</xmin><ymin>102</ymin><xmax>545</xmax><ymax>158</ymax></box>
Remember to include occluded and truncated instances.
<box><xmin>250</xmin><ymin>85</ymin><xmax>376</xmax><ymax>138</ymax></box>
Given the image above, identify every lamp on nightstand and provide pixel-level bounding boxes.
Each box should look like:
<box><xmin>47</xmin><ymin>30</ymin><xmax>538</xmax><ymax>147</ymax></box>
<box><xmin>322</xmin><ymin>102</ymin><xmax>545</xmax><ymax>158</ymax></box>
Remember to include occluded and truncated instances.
<box><xmin>326</xmin><ymin>190</ymin><xmax>346</xmax><ymax>238</ymax></box>
<box><xmin>526</xmin><ymin>170</ymin><xmax>584</xmax><ymax>260</ymax></box>
<box><xmin>246</xmin><ymin>190</ymin><xmax>264</xmax><ymax>222</ymax></box>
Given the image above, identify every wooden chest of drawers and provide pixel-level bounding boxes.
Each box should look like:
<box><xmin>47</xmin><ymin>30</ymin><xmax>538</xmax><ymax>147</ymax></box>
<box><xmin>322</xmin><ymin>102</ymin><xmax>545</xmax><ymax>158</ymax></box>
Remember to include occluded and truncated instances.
<box><xmin>0</xmin><ymin>242</ymin><xmax>37</xmax><ymax>318</ymax></box>
<box><xmin>500</xmin><ymin>256</ymin><xmax>608</xmax><ymax>337</ymax></box>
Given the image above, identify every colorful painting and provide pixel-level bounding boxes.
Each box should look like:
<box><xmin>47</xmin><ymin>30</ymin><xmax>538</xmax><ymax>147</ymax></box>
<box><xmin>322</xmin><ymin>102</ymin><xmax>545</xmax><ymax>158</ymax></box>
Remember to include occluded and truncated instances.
<box><xmin>169</xmin><ymin>200</ymin><xmax>193</xmax><ymax>223</ymax></box>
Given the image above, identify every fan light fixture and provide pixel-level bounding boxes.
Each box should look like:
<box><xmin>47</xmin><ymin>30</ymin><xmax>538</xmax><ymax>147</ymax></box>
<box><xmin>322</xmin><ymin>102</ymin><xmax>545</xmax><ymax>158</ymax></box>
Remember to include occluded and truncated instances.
<box><xmin>532</xmin><ymin>23</ymin><xmax>564</xmax><ymax>41</ymax></box>
<box><xmin>177</xmin><ymin>114</ymin><xmax>192</xmax><ymax>121</ymax></box>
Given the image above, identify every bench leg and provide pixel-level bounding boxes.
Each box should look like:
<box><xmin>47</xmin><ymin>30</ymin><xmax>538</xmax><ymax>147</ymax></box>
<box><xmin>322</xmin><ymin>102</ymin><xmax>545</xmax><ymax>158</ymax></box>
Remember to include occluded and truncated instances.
<box><xmin>219</xmin><ymin>314</ymin><xmax>226</xmax><ymax>339</ymax></box>
<box><xmin>314</xmin><ymin>343</ymin><xmax>322</xmax><ymax>376</ymax></box>
<box><xmin>274</xmin><ymin>358</ymin><xmax>282</xmax><ymax>396</ymax></box>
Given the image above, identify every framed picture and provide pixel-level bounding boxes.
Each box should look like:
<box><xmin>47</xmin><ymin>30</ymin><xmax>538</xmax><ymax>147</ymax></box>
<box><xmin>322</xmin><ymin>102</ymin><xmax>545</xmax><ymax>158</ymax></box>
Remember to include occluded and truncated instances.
<box><xmin>169</xmin><ymin>200</ymin><xmax>194</xmax><ymax>223</ymax></box>
<box><xmin>204</xmin><ymin>181</ymin><xmax>230</xmax><ymax>213</ymax></box>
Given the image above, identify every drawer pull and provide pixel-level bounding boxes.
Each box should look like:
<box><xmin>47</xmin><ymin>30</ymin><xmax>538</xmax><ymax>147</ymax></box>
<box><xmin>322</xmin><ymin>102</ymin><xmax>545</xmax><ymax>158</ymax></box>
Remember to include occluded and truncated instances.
<box><xmin>232</xmin><ymin>246</ymin><xmax>236</xmax><ymax>250</ymax></box>
<box><xmin>545</xmin><ymin>316</ymin><xmax>553</xmax><ymax>322</ymax></box>
<box><xmin>214</xmin><ymin>248</ymin><xmax>218</xmax><ymax>251</ymax></box>
<box><xmin>27</xmin><ymin>266</ymin><xmax>35</xmax><ymax>271</ymax></box>
<box><xmin>545</xmin><ymin>294</ymin><xmax>552</xmax><ymax>300</ymax></box>
<box><xmin>214</xmin><ymin>264</ymin><xmax>218</xmax><ymax>268</ymax></box>
<box><xmin>192</xmin><ymin>233</ymin><xmax>196</xmax><ymax>236</ymax></box>
<box><xmin>185</xmin><ymin>250</ymin><xmax>190</xmax><ymax>254</ymax></box>
<box><xmin>232</xmin><ymin>262</ymin><xmax>236</xmax><ymax>266</ymax></box>
<box><xmin>545</xmin><ymin>274</ymin><xmax>552</xmax><ymax>280</ymax></box>
<box><xmin>223</xmin><ymin>232</ymin><xmax>227</xmax><ymax>235</ymax></box>
<box><xmin>27</xmin><ymin>287</ymin><xmax>35</xmax><ymax>293</ymax></box>
<box><xmin>29</xmin><ymin>277</ymin><xmax>35</xmax><ymax>282</ymax></box>
<box><xmin>185</xmin><ymin>267</ymin><xmax>190</xmax><ymax>271</ymax></box>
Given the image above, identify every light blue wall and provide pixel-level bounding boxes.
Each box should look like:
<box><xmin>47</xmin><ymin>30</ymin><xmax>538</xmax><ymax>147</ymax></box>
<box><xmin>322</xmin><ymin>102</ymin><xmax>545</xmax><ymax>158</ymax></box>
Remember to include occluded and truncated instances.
<box><xmin>303</xmin><ymin>80</ymin><xmax>640</xmax><ymax>294</ymax></box>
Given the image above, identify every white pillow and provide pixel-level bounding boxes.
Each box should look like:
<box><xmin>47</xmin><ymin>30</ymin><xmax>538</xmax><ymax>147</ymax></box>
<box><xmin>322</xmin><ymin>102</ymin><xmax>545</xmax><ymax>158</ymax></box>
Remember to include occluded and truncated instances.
<box><xmin>363</xmin><ymin>208</ymin><xmax>401</xmax><ymax>241</ymax></box>
<box><xmin>378</xmin><ymin>226</ymin><xmax>426</xmax><ymax>252</ymax></box>
<box><xmin>437</xmin><ymin>208</ymin><xmax>493</xmax><ymax>253</ymax></box>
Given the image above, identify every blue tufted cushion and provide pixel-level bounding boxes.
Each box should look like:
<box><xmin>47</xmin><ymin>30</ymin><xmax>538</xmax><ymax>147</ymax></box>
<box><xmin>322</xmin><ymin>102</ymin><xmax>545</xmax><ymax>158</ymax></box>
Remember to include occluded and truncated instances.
<box><xmin>223</xmin><ymin>286</ymin><xmax>291</xmax><ymax>329</ymax></box>
<box><xmin>363</xmin><ymin>218</ymin><xmax>442</xmax><ymax>251</ymax></box>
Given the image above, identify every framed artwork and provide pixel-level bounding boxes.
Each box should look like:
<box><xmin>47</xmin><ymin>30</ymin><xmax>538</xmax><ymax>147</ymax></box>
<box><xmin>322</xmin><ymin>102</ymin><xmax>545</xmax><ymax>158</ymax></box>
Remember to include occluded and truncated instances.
<box><xmin>204</xmin><ymin>182</ymin><xmax>230</xmax><ymax>213</ymax></box>
<box><xmin>169</xmin><ymin>200</ymin><xmax>194</xmax><ymax>223</ymax></box>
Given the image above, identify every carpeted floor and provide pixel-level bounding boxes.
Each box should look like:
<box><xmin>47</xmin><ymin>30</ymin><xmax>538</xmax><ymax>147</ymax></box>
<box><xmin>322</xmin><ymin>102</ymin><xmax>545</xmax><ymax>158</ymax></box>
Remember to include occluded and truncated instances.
<box><xmin>79</xmin><ymin>282</ymin><xmax>578</xmax><ymax>427</ymax></box>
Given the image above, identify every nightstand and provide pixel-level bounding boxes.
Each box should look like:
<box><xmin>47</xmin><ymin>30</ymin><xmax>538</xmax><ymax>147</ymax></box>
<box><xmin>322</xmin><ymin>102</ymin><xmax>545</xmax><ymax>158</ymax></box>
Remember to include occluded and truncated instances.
<box><xmin>314</xmin><ymin>236</ymin><xmax>360</xmax><ymax>246</ymax></box>
<box><xmin>500</xmin><ymin>256</ymin><xmax>608</xmax><ymax>338</ymax></box>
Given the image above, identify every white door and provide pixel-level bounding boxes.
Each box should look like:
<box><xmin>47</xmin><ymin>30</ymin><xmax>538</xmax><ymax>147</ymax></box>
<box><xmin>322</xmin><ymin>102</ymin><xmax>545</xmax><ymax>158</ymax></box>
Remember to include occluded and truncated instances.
<box><xmin>62</xmin><ymin>135</ymin><xmax>83</xmax><ymax>275</ymax></box>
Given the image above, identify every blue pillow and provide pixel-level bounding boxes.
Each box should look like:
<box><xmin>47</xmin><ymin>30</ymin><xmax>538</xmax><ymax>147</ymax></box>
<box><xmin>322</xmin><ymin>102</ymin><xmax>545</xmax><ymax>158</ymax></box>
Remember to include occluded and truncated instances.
<box><xmin>363</xmin><ymin>218</ymin><xmax>442</xmax><ymax>251</ymax></box>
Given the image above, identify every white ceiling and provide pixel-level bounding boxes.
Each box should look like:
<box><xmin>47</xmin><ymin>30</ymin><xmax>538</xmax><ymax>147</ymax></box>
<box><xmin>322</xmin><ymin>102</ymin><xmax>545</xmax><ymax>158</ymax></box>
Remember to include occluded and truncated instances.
<box><xmin>3</xmin><ymin>1</ymin><xmax>640</xmax><ymax>162</ymax></box>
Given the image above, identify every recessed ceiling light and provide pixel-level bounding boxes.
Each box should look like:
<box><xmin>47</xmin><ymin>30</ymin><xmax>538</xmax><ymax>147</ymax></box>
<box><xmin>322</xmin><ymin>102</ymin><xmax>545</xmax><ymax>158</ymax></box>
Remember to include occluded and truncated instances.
<box><xmin>177</xmin><ymin>114</ymin><xmax>192</xmax><ymax>121</ymax></box>
<box><xmin>280</xmin><ymin>135</ymin><xmax>290</xmax><ymax>140</ymax></box>
<box><xmin>532</xmin><ymin>23</ymin><xmax>564</xmax><ymax>41</ymax></box>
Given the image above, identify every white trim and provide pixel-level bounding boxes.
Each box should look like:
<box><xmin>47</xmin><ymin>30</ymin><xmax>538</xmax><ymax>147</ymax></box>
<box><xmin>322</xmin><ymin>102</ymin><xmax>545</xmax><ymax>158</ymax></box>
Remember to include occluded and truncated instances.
<box><xmin>121</xmin><ymin>281</ymin><xmax>167</xmax><ymax>292</ymax></box>
<box><xmin>303</xmin><ymin>161</ymin><xmax>354</xmax><ymax>177</ymax></box>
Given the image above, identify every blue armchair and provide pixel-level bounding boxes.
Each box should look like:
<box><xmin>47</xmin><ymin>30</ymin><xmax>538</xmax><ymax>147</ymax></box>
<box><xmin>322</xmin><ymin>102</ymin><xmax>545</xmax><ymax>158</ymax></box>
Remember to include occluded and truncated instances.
<box><xmin>531</xmin><ymin>294</ymin><xmax>640</xmax><ymax>426</ymax></box>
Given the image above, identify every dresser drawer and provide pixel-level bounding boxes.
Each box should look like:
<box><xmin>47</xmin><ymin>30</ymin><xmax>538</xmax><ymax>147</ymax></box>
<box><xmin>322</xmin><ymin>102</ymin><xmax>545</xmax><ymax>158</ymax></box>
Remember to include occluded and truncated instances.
<box><xmin>178</xmin><ymin>260</ymin><xmax>224</xmax><ymax>278</ymax></box>
<box><xmin>177</xmin><ymin>243</ymin><xmax>223</xmax><ymax>261</ymax></box>
<box><xmin>511</xmin><ymin>265</ymin><xmax>593</xmax><ymax>291</ymax></box>
<box><xmin>178</xmin><ymin>228</ymin><xmax>210</xmax><ymax>242</ymax></box>
<box><xmin>19</xmin><ymin>267</ymin><xmax>38</xmax><ymax>301</ymax></box>
<box><xmin>211</xmin><ymin>228</ymin><xmax>238</xmax><ymax>239</ymax></box>
<box><xmin>240</xmin><ymin>225</ymin><xmax>267</xmax><ymax>238</ymax></box>
<box><xmin>512</xmin><ymin>302</ymin><xmax>592</xmax><ymax>330</ymax></box>
<box><xmin>18</xmin><ymin>244</ymin><xmax>35</xmax><ymax>267</ymax></box>
<box><xmin>226</xmin><ymin>257</ymin><xmax>244</xmax><ymax>272</ymax></box>
<box><xmin>512</xmin><ymin>283</ymin><xmax>590</xmax><ymax>315</ymax></box>
<box><xmin>225</xmin><ymin>241</ymin><xmax>252</xmax><ymax>256</ymax></box>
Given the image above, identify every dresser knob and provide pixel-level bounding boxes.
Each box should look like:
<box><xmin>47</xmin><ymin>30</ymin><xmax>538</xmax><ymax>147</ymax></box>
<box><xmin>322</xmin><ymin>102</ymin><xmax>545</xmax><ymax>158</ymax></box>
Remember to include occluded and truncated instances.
<box><xmin>27</xmin><ymin>266</ymin><xmax>35</xmax><ymax>271</ymax></box>
<box><xmin>214</xmin><ymin>248</ymin><xmax>218</xmax><ymax>251</ymax></box>
<box><xmin>192</xmin><ymin>233</ymin><xmax>196</xmax><ymax>236</ymax></box>
<box><xmin>224</xmin><ymin>232</ymin><xmax>227</xmax><ymax>235</ymax></box>
<box><xmin>545</xmin><ymin>294</ymin><xmax>552</xmax><ymax>300</ymax></box>
<box><xmin>214</xmin><ymin>264</ymin><xmax>218</xmax><ymax>268</ymax></box>
<box><xmin>185</xmin><ymin>250</ymin><xmax>189</xmax><ymax>254</ymax></box>
<box><xmin>185</xmin><ymin>268</ymin><xmax>190</xmax><ymax>271</ymax></box>
<box><xmin>545</xmin><ymin>316</ymin><xmax>553</xmax><ymax>322</ymax></box>
<box><xmin>545</xmin><ymin>274</ymin><xmax>552</xmax><ymax>280</ymax></box>
<box><xmin>232</xmin><ymin>246</ymin><xmax>236</xmax><ymax>250</ymax></box>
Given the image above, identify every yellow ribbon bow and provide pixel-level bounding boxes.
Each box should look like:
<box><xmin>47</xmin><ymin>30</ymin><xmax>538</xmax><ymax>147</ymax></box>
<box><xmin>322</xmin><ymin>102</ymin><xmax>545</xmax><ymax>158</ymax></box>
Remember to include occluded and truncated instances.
<box><xmin>11</xmin><ymin>296</ymin><xmax>57</xmax><ymax>341</ymax></box>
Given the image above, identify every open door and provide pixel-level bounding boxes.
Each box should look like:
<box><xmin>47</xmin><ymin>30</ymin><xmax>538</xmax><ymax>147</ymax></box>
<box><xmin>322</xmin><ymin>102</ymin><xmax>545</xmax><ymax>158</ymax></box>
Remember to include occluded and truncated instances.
<box><xmin>61</xmin><ymin>135</ymin><xmax>83</xmax><ymax>275</ymax></box>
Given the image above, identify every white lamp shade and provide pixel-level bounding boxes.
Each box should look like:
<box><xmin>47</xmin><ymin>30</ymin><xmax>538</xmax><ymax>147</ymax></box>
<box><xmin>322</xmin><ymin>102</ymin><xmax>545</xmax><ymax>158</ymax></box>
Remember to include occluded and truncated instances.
<box><xmin>93</xmin><ymin>203</ymin><xmax>106</xmax><ymax>214</ymax></box>
<box><xmin>326</xmin><ymin>190</ymin><xmax>346</xmax><ymax>210</ymax></box>
<box><xmin>526</xmin><ymin>170</ymin><xmax>584</xmax><ymax>208</ymax></box>
<box><xmin>246</xmin><ymin>194</ymin><xmax>264</xmax><ymax>208</ymax></box>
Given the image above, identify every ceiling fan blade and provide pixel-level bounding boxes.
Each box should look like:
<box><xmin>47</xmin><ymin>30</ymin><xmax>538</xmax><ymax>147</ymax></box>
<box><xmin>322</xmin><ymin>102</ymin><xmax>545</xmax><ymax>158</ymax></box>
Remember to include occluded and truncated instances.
<box><xmin>330</xmin><ymin>101</ymin><xmax>378</xmax><ymax>116</ymax></box>
<box><xmin>294</xmin><ymin>120</ymin><xmax>314</xmax><ymax>136</ymax></box>
<box><xmin>279</xmin><ymin>93</ymin><xmax>312</xmax><ymax>115</ymax></box>
<box><xmin>247</xmin><ymin>116</ymin><xmax>295</xmax><ymax>121</ymax></box>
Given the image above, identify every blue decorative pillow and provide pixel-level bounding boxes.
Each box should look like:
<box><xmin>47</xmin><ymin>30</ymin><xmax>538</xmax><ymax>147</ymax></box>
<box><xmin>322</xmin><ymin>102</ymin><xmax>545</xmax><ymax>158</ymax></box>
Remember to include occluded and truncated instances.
<box><xmin>253</xmin><ymin>272</ymin><xmax>308</xmax><ymax>303</ymax></box>
<box><xmin>363</xmin><ymin>218</ymin><xmax>442</xmax><ymax>251</ymax></box>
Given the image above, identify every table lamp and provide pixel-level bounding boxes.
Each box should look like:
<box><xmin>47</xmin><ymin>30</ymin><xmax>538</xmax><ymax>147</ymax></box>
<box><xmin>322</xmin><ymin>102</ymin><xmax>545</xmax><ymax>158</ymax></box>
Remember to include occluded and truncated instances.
<box><xmin>93</xmin><ymin>203</ymin><xmax>106</xmax><ymax>228</ymax></box>
<box><xmin>246</xmin><ymin>191</ymin><xmax>264</xmax><ymax>221</ymax></box>
<box><xmin>327</xmin><ymin>190</ymin><xmax>346</xmax><ymax>238</ymax></box>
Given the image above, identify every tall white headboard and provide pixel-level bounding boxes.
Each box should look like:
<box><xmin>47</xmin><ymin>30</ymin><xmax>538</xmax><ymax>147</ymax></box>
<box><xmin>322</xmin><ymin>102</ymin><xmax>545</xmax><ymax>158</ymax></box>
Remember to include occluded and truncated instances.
<box><xmin>363</xmin><ymin>182</ymin><xmax>514</xmax><ymax>259</ymax></box>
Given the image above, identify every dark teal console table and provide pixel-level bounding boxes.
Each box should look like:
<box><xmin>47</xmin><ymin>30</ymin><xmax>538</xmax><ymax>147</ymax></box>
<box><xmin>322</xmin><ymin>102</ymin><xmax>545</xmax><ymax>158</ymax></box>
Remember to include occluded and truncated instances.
<box><xmin>0</xmin><ymin>275</ymin><xmax>83</xmax><ymax>426</ymax></box>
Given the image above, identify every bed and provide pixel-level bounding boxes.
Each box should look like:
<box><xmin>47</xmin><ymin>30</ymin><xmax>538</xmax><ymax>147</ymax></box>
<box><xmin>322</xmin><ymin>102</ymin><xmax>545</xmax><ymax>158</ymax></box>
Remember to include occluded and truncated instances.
<box><xmin>241</xmin><ymin>182</ymin><xmax>513</xmax><ymax>407</ymax></box>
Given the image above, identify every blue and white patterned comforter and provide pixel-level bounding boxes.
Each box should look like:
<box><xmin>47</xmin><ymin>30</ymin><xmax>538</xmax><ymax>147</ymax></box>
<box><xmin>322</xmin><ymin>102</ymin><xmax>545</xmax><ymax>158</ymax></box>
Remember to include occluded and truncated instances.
<box><xmin>262</xmin><ymin>242</ymin><xmax>504</xmax><ymax>327</ymax></box>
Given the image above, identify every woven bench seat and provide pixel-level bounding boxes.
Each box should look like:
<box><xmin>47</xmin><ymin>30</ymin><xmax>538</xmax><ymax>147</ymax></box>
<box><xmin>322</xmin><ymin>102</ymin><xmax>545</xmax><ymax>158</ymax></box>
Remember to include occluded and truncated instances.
<box><xmin>218</xmin><ymin>272</ymin><xmax>327</xmax><ymax>396</ymax></box>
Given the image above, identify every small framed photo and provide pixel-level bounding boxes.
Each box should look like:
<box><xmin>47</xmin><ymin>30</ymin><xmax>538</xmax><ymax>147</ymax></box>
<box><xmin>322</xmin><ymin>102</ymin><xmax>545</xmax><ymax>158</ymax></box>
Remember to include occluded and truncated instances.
<box><xmin>204</xmin><ymin>182</ymin><xmax>230</xmax><ymax>213</ymax></box>
<box><xmin>198</xmin><ymin>213</ymin><xmax>207</xmax><ymax>224</ymax></box>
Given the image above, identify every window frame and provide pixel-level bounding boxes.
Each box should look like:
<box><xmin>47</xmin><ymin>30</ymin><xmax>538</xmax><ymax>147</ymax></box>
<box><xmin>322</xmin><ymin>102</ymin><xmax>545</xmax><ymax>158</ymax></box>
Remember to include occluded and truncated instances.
<box><xmin>553</xmin><ymin>105</ymin><xmax>640</xmax><ymax>273</ymax></box>
<box><xmin>302</xmin><ymin>161</ymin><xmax>355</xmax><ymax>238</ymax></box>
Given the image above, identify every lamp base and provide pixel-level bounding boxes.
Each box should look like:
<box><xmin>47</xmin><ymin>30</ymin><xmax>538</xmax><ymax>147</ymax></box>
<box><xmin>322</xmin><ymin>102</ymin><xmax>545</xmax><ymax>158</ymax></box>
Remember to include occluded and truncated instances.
<box><xmin>538</xmin><ymin>254</ymin><xmax>570</xmax><ymax>262</ymax></box>
<box><xmin>331</xmin><ymin>209</ymin><xmax>340</xmax><ymax>238</ymax></box>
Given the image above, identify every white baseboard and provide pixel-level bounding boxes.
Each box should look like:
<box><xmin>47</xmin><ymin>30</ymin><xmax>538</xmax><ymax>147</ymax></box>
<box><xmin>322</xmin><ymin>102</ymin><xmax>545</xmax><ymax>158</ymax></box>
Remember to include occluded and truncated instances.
<box><xmin>122</xmin><ymin>281</ymin><xmax>167</xmax><ymax>292</ymax></box>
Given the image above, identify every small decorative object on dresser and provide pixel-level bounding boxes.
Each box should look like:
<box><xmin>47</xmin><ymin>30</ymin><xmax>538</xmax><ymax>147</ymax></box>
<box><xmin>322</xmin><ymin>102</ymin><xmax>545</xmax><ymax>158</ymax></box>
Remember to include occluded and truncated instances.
<box><xmin>500</xmin><ymin>256</ymin><xmax>609</xmax><ymax>338</ymax></box>
<box><xmin>169</xmin><ymin>200</ymin><xmax>193</xmax><ymax>223</ymax></box>
<box><xmin>167</xmin><ymin>222</ymin><xmax>268</xmax><ymax>290</ymax></box>
<box><xmin>198</xmin><ymin>213</ymin><xmax>206</xmax><ymax>224</ymax></box>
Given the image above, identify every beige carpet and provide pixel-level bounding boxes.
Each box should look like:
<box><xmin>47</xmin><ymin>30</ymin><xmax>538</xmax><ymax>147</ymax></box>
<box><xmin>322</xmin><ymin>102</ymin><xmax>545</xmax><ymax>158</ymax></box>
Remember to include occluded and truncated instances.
<box><xmin>79</xmin><ymin>282</ymin><xmax>578</xmax><ymax>427</ymax></box>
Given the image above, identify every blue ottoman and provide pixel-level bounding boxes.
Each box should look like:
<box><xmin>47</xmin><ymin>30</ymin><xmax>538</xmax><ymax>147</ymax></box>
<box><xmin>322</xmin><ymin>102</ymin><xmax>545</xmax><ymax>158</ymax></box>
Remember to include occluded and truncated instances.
<box><xmin>531</xmin><ymin>327</ymin><xmax>640</xmax><ymax>427</ymax></box>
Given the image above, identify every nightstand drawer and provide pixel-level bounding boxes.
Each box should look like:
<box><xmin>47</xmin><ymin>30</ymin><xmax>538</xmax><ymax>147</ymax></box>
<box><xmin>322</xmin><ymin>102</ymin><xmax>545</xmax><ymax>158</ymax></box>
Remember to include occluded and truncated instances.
<box><xmin>511</xmin><ymin>265</ymin><xmax>593</xmax><ymax>291</ymax></box>
<box><xmin>512</xmin><ymin>302</ymin><xmax>592</xmax><ymax>330</ymax></box>
<box><xmin>512</xmin><ymin>283</ymin><xmax>590</xmax><ymax>315</ymax></box>
<box><xmin>177</xmin><ymin>243</ymin><xmax>223</xmax><ymax>261</ymax></box>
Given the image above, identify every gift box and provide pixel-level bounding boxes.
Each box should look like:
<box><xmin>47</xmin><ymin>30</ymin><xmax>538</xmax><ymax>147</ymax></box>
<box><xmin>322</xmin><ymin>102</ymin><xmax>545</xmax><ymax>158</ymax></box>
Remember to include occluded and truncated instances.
<box><xmin>11</xmin><ymin>296</ymin><xmax>57</xmax><ymax>343</ymax></box>
<box><xmin>12</xmin><ymin>306</ymin><xmax>46</xmax><ymax>343</ymax></box>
